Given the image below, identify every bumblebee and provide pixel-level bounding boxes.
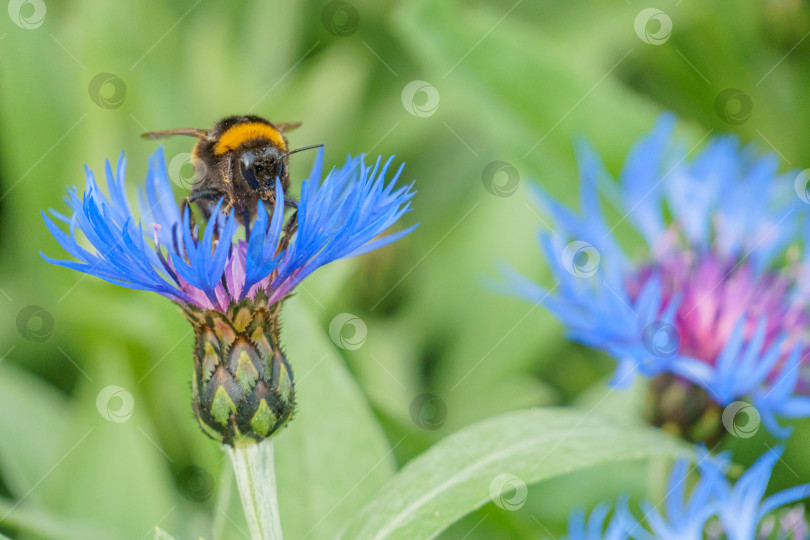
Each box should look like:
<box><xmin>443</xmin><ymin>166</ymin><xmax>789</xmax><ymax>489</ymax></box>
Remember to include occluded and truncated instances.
<box><xmin>141</xmin><ymin>115</ymin><xmax>322</xmax><ymax>222</ymax></box>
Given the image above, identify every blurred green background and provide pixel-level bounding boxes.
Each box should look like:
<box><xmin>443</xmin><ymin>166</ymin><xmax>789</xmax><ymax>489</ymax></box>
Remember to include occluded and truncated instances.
<box><xmin>2</xmin><ymin>0</ymin><xmax>810</xmax><ymax>538</ymax></box>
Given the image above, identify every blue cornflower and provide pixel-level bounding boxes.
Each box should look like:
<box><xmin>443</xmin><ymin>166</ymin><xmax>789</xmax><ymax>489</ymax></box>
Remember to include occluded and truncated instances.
<box><xmin>42</xmin><ymin>147</ymin><xmax>416</xmax><ymax>444</ymax></box>
<box><xmin>504</xmin><ymin>114</ymin><xmax>810</xmax><ymax>437</ymax></box>
<box><xmin>564</xmin><ymin>447</ymin><xmax>810</xmax><ymax>540</ymax></box>
<box><xmin>708</xmin><ymin>447</ymin><xmax>809</xmax><ymax>540</ymax></box>
<box><xmin>42</xmin><ymin>147</ymin><xmax>417</xmax><ymax>312</ymax></box>
<box><xmin>564</xmin><ymin>499</ymin><xmax>635</xmax><ymax>540</ymax></box>
<box><xmin>635</xmin><ymin>449</ymin><xmax>723</xmax><ymax>540</ymax></box>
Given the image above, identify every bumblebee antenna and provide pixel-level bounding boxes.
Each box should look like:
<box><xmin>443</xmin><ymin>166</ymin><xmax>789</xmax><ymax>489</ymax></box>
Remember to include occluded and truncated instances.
<box><xmin>286</xmin><ymin>144</ymin><xmax>324</xmax><ymax>156</ymax></box>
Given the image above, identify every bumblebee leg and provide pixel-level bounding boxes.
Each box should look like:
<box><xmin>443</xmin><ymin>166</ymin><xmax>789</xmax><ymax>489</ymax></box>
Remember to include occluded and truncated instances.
<box><xmin>283</xmin><ymin>194</ymin><xmax>299</xmax><ymax>209</ymax></box>
<box><xmin>185</xmin><ymin>189</ymin><xmax>223</xmax><ymax>208</ymax></box>
<box><xmin>261</xmin><ymin>192</ymin><xmax>297</xmax><ymax>212</ymax></box>
<box><xmin>276</xmin><ymin>210</ymin><xmax>298</xmax><ymax>255</ymax></box>
<box><xmin>222</xmin><ymin>200</ymin><xmax>234</xmax><ymax>215</ymax></box>
<box><xmin>243</xmin><ymin>207</ymin><xmax>252</xmax><ymax>238</ymax></box>
<box><xmin>180</xmin><ymin>196</ymin><xmax>192</xmax><ymax>221</ymax></box>
<box><xmin>179</xmin><ymin>196</ymin><xmax>198</xmax><ymax>233</ymax></box>
<box><xmin>218</xmin><ymin>156</ymin><xmax>235</xmax><ymax>218</ymax></box>
<box><xmin>181</xmin><ymin>190</ymin><xmax>224</xmax><ymax>234</ymax></box>
<box><xmin>223</xmin><ymin>155</ymin><xmax>233</xmax><ymax>184</ymax></box>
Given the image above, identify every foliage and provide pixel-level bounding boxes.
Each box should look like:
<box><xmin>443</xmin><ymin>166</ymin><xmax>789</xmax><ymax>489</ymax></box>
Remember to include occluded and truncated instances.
<box><xmin>2</xmin><ymin>0</ymin><xmax>810</xmax><ymax>538</ymax></box>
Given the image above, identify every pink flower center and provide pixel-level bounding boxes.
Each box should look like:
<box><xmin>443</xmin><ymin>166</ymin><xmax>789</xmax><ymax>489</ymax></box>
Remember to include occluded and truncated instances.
<box><xmin>631</xmin><ymin>250</ymin><xmax>810</xmax><ymax>368</ymax></box>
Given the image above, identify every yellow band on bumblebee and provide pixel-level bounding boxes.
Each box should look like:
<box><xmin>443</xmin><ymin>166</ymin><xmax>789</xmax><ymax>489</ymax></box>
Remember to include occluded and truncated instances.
<box><xmin>214</xmin><ymin>122</ymin><xmax>287</xmax><ymax>155</ymax></box>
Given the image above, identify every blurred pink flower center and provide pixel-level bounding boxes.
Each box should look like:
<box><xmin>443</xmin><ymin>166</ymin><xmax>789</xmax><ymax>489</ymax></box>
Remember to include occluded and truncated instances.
<box><xmin>631</xmin><ymin>249</ymin><xmax>810</xmax><ymax>371</ymax></box>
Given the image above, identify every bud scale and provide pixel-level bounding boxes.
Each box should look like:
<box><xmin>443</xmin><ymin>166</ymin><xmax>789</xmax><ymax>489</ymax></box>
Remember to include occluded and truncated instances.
<box><xmin>183</xmin><ymin>291</ymin><xmax>294</xmax><ymax>445</ymax></box>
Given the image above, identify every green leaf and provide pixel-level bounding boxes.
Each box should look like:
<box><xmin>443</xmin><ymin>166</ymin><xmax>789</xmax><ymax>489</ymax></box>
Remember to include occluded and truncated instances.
<box><xmin>272</xmin><ymin>298</ymin><xmax>397</xmax><ymax>540</ymax></box>
<box><xmin>338</xmin><ymin>408</ymin><xmax>685</xmax><ymax>540</ymax></box>
<box><xmin>0</xmin><ymin>497</ymin><xmax>113</xmax><ymax>540</ymax></box>
<box><xmin>0</xmin><ymin>362</ymin><xmax>72</xmax><ymax>500</ymax></box>
<box><xmin>153</xmin><ymin>526</ymin><xmax>178</xmax><ymax>540</ymax></box>
<box><xmin>39</xmin><ymin>345</ymin><xmax>177</xmax><ymax>537</ymax></box>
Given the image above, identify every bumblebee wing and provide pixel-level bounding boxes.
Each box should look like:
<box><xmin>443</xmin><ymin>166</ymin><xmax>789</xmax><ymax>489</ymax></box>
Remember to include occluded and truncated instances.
<box><xmin>140</xmin><ymin>128</ymin><xmax>212</xmax><ymax>141</ymax></box>
<box><xmin>274</xmin><ymin>122</ymin><xmax>302</xmax><ymax>134</ymax></box>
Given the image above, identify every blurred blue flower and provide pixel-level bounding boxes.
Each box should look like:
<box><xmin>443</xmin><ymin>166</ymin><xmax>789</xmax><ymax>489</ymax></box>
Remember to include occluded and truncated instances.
<box><xmin>504</xmin><ymin>114</ymin><xmax>810</xmax><ymax>436</ymax></box>
<box><xmin>636</xmin><ymin>448</ymin><xmax>723</xmax><ymax>540</ymax></box>
<box><xmin>565</xmin><ymin>447</ymin><xmax>810</xmax><ymax>540</ymax></box>
<box><xmin>42</xmin><ymin>148</ymin><xmax>417</xmax><ymax>312</ymax></box>
<box><xmin>708</xmin><ymin>447</ymin><xmax>809</xmax><ymax>540</ymax></box>
<box><xmin>564</xmin><ymin>499</ymin><xmax>635</xmax><ymax>540</ymax></box>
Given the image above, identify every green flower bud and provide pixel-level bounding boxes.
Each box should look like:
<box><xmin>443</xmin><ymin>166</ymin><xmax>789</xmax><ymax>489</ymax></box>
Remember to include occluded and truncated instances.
<box><xmin>182</xmin><ymin>291</ymin><xmax>294</xmax><ymax>446</ymax></box>
<box><xmin>644</xmin><ymin>373</ymin><xmax>723</xmax><ymax>445</ymax></box>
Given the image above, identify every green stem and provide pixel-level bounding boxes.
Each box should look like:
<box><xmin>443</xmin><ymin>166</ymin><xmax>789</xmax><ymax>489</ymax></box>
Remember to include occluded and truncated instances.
<box><xmin>225</xmin><ymin>440</ymin><xmax>283</xmax><ymax>540</ymax></box>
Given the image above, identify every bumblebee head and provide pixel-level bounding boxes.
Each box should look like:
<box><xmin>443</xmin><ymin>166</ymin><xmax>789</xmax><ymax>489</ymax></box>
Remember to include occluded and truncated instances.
<box><xmin>239</xmin><ymin>146</ymin><xmax>285</xmax><ymax>194</ymax></box>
